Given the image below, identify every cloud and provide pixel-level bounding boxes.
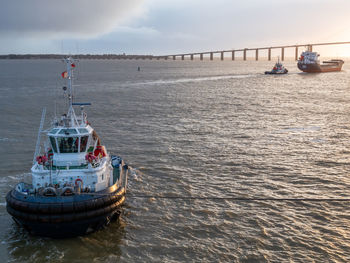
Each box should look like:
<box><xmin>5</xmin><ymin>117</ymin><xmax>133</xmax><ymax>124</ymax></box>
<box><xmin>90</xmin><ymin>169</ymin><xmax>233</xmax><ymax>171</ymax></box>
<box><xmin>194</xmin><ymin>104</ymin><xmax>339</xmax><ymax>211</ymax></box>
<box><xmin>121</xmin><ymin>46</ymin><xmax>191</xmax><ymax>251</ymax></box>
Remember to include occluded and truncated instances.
<box><xmin>1</xmin><ymin>0</ymin><xmax>350</xmax><ymax>55</ymax></box>
<box><xmin>0</xmin><ymin>0</ymin><xmax>144</xmax><ymax>38</ymax></box>
<box><xmin>127</xmin><ymin>0</ymin><xmax>350</xmax><ymax>53</ymax></box>
<box><xmin>114</xmin><ymin>26</ymin><xmax>160</xmax><ymax>36</ymax></box>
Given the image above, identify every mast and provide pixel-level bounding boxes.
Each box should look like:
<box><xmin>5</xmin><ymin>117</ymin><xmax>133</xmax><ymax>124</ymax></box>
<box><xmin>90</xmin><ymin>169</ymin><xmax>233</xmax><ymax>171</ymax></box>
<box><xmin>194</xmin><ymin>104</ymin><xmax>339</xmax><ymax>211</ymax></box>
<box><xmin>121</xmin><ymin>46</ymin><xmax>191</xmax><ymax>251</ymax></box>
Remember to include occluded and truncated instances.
<box><xmin>62</xmin><ymin>58</ymin><xmax>90</xmax><ymax>127</ymax></box>
<box><xmin>63</xmin><ymin>57</ymin><xmax>78</xmax><ymax>126</ymax></box>
<box><xmin>65</xmin><ymin>57</ymin><xmax>74</xmax><ymax>109</ymax></box>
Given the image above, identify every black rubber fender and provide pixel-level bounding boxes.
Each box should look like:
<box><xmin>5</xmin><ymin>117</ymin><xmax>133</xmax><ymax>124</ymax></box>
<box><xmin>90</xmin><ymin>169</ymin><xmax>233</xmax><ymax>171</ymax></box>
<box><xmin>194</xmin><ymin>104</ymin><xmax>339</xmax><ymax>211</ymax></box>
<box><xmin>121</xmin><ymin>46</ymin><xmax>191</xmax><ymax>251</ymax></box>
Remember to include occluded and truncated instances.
<box><xmin>62</xmin><ymin>202</ymin><xmax>74</xmax><ymax>213</ymax></box>
<box><xmin>62</xmin><ymin>213</ymin><xmax>74</xmax><ymax>223</ymax></box>
<box><xmin>102</xmin><ymin>196</ymin><xmax>112</xmax><ymax>206</ymax></box>
<box><xmin>74</xmin><ymin>211</ymin><xmax>87</xmax><ymax>221</ymax></box>
<box><xmin>28</xmin><ymin>213</ymin><xmax>38</xmax><ymax>222</ymax></box>
<box><xmin>74</xmin><ymin>201</ymin><xmax>87</xmax><ymax>212</ymax></box>
<box><xmin>86</xmin><ymin>198</ymin><xmax>99</xmax><ymax>210</ymax></box>
<box><xmin>9</xmin><ymin>196</ymin><xmax>125</xmax><ymax>223</ymax></box>
<box><xmin>94</xmin><ymin>197</ymin><xmax>105</xmax><ymax>209</ymax></box>
<box><xmin>27</xmin><ymin>202</ymin><xmax>39</xmax><ymax>214</ymax></box>
<box><xmin>6</xmin><ymin>188</ymin><xmax>126</xmax><ymax>217</ymax></box>
<box><xmin>50</xmin><ymin>214</ymin><xmax>63</xmax><ymax>224</ymax></box>
<box><xmin>38</xmin><ymin>203</ymin><xmax>50</xmax><ymax>214</ymax></box>
<box><xmin>50</xmin><ymin>203</ymin><xmax>62</xmax><ymax>214</ymax></box>
<box><xmin>86</xmin><ymin>209</ymin><xmax>97</xmax><ymax>218</ymax></box>
<box><xmin>38</xmin><ymin>214</ymin><xmax>50</xmax><ymax>223</ymax></box>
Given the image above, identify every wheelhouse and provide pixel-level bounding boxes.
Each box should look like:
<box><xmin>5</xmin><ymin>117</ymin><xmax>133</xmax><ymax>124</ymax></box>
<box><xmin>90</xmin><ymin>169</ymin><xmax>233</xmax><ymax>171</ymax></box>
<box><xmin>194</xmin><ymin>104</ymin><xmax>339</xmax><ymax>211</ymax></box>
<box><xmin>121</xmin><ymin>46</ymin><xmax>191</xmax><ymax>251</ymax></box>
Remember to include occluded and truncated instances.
<box><xmin>48</xmin><ymin>127</ymin><xmax>92</xmax><ymax>154</ymax></box>
<box><xmin>46</xmin><ymin>125</ymin><xmax>105</xmax><ymax>167</ymax></box>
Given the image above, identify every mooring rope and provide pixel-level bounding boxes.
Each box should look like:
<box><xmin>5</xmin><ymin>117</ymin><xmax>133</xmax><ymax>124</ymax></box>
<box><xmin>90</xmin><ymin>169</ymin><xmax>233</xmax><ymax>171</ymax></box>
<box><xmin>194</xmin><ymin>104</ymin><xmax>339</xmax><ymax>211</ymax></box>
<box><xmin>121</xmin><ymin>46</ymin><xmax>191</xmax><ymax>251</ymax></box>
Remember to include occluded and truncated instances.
<box><xmin>54</xmin><ymin>192</ymin><xmax>350</xmax><ymax>203</ymax></box>
<box><xmin>127</xmin><ymin>195</ymin><xmax>350</xmax><ymax>202</ymax></box>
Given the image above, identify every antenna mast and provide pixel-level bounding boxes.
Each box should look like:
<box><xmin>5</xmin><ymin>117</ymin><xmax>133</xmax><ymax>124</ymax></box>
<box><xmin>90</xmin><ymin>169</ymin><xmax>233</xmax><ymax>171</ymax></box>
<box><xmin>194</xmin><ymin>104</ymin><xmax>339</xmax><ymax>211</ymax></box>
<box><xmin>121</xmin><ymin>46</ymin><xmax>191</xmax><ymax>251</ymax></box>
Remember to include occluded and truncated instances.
<box><xmin>65</xmin><ymin>57</ymin><xmax>74</xmax><ymax>107</ymax></box>
<box><xmin>63</xmin><ymin>57</ymin><xmax>79</xmax><ymax>126</ymax></box>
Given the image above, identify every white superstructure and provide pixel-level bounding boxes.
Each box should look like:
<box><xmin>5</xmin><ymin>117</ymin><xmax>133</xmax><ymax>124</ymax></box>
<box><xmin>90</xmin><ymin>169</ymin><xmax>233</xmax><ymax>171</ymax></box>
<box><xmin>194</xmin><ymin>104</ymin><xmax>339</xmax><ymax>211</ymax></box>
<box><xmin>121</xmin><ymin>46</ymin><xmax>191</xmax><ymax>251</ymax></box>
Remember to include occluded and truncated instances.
<box><xmin>298</xmin><ymin>51</ymin><xmax>320</xmax><ymax>64</ymax></box>
<box><xmin>31</xmin><ymin>58</ymin><xmax>113</xmax><ymax>193</ymax></box>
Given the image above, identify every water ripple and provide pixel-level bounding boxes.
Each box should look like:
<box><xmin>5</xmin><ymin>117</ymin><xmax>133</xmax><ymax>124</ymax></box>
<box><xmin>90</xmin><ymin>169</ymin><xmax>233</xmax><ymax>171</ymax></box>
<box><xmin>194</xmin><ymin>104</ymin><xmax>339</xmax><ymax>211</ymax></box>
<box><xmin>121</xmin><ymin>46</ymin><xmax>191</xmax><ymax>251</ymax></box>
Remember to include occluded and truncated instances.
<box><xmin>1</xmin><ymin>60</ymin><xmax>350</xmax><ymax>262</ymax></box>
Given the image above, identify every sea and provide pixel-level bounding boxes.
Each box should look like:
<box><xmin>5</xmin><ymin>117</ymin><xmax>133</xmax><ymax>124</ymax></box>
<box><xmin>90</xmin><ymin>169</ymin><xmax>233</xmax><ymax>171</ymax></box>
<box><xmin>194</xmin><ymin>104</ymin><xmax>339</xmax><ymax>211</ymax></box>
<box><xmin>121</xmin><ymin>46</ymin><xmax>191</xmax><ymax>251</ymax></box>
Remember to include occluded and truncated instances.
<box><xmin>0</xmin><ymin>58</ymin><xmax>350</xmax><ymax>262</ymax></box>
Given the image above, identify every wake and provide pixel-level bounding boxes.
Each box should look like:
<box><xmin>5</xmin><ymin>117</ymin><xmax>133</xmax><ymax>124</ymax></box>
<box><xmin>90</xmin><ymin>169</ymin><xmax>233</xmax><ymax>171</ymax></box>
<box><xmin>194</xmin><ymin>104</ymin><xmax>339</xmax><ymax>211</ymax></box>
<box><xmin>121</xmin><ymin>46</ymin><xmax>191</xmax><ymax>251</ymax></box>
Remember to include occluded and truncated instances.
<box><xmin>122</xmin><ymin>73</ymin><xmax>256</xmax><ymax>87</ymax></box>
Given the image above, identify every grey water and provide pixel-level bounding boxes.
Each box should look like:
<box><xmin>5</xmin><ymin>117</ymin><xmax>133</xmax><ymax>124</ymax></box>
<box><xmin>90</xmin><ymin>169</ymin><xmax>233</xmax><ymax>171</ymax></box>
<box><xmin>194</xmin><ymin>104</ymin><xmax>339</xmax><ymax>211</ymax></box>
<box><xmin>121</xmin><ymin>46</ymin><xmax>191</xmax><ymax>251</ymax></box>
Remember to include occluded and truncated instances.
<box><xmin>1</xmin><ymin>59</ymin><xmax>350</xmax><ymax>262</ymax></box>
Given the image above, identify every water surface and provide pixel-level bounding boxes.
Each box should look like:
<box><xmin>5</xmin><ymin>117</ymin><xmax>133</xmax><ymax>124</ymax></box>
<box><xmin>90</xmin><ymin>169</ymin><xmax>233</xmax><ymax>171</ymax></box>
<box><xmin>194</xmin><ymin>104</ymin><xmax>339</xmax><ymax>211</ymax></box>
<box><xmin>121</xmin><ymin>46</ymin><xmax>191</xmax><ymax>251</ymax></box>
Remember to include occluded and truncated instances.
<box><xmin>1</xmin><ymin>59</ymin><xmax>350</xmax><ymax>262</ymax></box>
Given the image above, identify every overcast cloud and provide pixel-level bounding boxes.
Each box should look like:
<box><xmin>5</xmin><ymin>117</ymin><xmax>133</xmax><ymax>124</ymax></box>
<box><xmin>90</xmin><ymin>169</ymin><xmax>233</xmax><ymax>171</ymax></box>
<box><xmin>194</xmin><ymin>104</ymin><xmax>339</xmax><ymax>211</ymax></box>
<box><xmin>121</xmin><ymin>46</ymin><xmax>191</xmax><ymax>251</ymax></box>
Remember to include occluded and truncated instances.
<box><xmin>0</xmin><ymin>0</ymin><xmax>349</xmax><ymax>55</ymax></box>
<box><xmin>0</xmin><ymin>0</ymin><xmax>144</xmax><ymax>38</ymax></box>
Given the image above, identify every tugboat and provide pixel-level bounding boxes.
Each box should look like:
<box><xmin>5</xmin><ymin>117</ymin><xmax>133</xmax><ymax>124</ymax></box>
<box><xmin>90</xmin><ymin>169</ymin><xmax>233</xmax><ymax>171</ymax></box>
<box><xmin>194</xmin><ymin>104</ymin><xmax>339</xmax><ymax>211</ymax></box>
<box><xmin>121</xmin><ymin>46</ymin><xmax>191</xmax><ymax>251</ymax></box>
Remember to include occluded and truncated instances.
<box><xmin>265</xmin><ymin>57</ymin><xmax>288</xmax><ymax>74</ymax></box>
<box><xmin>297</xmin><ymin>51</ymin><xmax>344</xmax><ymax>73</ymax></box>
<box><xmin>6</xmin><ymin>58</ymin><xmax>129</xmax><ymax>238</ymax></box>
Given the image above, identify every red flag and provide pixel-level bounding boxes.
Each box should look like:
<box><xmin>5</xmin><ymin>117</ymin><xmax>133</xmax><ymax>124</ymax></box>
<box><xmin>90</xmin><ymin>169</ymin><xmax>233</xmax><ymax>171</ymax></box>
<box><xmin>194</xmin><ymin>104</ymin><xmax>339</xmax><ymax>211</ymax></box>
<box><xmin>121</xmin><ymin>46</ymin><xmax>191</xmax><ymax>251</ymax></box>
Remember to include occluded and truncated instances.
<box><xmin>61</xmin><ymin>71</ymin><xmax>68</xmax><ymax>78</ymax></box>
<box><xmin>71</xmin><ymin>63</ymin><xmax>76</xmax><ymax>68</ymax></box>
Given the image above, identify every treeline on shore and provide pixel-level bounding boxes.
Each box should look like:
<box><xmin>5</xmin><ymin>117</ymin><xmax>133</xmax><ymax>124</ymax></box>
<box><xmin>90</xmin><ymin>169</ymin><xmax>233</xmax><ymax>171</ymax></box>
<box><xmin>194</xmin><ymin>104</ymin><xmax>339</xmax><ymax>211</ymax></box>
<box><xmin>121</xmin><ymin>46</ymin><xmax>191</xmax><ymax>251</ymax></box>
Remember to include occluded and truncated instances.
<box><xmin>0</xmin><ymin>54</ymin><xmax>155</xmax><ymax>59</ymax></box>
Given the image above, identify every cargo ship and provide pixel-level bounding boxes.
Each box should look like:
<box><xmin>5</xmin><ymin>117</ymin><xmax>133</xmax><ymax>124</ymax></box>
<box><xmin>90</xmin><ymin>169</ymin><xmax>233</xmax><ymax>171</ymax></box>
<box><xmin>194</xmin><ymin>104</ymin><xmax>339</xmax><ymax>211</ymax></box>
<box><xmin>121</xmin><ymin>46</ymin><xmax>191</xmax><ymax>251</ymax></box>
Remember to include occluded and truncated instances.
<box><xmin>297</xmin><ymin>51</ymin><xmax>344</xmax><ymax>73</ymax></box>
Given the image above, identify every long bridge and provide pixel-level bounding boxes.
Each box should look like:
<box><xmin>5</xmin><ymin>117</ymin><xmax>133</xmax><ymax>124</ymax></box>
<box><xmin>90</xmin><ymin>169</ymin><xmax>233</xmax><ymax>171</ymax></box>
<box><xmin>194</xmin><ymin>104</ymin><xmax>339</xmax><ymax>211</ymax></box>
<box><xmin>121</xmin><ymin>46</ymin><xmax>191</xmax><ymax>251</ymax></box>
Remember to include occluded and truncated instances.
<box><xmin>154</xmin><ymin>41</ymin><xmax>350</xmax><ymax>61</ymax></box>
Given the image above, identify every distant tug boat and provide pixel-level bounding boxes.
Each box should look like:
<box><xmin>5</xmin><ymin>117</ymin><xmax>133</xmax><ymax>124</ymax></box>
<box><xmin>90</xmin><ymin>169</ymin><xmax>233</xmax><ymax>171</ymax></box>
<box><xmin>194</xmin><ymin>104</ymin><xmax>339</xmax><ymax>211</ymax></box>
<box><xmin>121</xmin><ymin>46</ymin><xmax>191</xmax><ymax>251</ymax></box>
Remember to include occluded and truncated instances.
<box><xmin>297</xmin><ymin>51</ymin><xmax>344</xmax><ymax>73</ymax></box>
<box><xmin>6</xmin><ymin>58</ymin><xmax>128</xmax><ymax>238</ymax></box>
<box><xmin>265</xmin><ymin>57</ymin><xmax>288</xmax><ymax>74</ymax></box>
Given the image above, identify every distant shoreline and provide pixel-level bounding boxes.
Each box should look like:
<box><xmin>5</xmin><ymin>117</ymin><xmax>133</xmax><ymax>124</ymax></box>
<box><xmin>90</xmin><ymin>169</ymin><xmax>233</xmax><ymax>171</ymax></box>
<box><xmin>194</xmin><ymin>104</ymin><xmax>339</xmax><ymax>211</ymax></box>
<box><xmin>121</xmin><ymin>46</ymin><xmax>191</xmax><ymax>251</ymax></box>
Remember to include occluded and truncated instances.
<box><xmin>0</xmin><ymin>54</ymin><xmax>155</xmax><ymax>59</ymax></box>
<box><xmin>1</xmin><ymin>54</ymin><xmax>347</xmax><ymax>61</ymax></box>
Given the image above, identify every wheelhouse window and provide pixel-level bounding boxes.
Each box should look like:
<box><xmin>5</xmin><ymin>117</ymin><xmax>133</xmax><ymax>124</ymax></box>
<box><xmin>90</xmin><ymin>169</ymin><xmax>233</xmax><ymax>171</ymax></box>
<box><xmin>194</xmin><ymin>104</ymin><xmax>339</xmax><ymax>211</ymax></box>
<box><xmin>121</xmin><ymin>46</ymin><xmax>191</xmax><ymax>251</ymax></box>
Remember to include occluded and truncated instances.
<box><xmin>80</xmin><ymin>136</ymin><xmax>89</xmax><ymax>152</ymax></box>
<box><xmin>57</xmin><ymin>137</ymin><xmax>79</xmax><ymax>153</ymax></box>
<box><xmin>49</xmin><ymin>128</ymin><xmax>59</xmax><ymax>134</ymax></box>
<box><xmin>58</xmin><ymin>129</ymin><xmax>77</xmax><ymax>135</ymax></box>
<box><xmin>49</xmin><ymin>137</ymin><xmax>58</xmax><ymax>153</ymax></box>
<box><xmin>78</xmin><ymin>128</ymin><xmax>88</xmax><ymax>134</ymax></box>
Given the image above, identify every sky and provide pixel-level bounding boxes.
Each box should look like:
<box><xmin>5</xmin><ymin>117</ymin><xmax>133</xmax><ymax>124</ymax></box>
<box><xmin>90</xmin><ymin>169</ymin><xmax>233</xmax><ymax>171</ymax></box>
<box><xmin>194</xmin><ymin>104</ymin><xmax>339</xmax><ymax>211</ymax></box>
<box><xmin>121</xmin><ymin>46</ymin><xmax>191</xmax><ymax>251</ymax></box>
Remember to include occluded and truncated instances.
<box><xmin>0</xmin><ymin>0</ymin><xmax>350</xmax><ymax>56</ymax></box>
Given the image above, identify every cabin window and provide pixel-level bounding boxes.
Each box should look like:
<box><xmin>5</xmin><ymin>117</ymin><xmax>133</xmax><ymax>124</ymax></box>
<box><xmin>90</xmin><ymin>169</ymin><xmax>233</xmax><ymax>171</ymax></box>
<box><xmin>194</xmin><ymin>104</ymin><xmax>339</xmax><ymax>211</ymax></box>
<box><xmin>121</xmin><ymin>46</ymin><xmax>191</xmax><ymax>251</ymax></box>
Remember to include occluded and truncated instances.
<box><xmin>59</xmin><ymin>129</ymin><xmax>78</xmax><ymax>135</ymax></box>
<box><xmin>57</xmin><ymin>137</ymin><xmax>79</xmax><ymax>153</ymax></box>
<box><xmin>78</xmin><ymin>128</ymin><xmax>88</xmax><ymax>134</ymax></box>
<box><xmin>80</xmin><ymin>136</ymin><xmax>89</xmax><ymax>152</ymax></box>
<box><xmin>49</xmin><ymin>137</ymin><xmax>58</xmax><ymax>153</ymax></box>
<box><xmin>49</xmin><ymin>128</ymin><xmax>59</xmax><ymax>134</ymax></box>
